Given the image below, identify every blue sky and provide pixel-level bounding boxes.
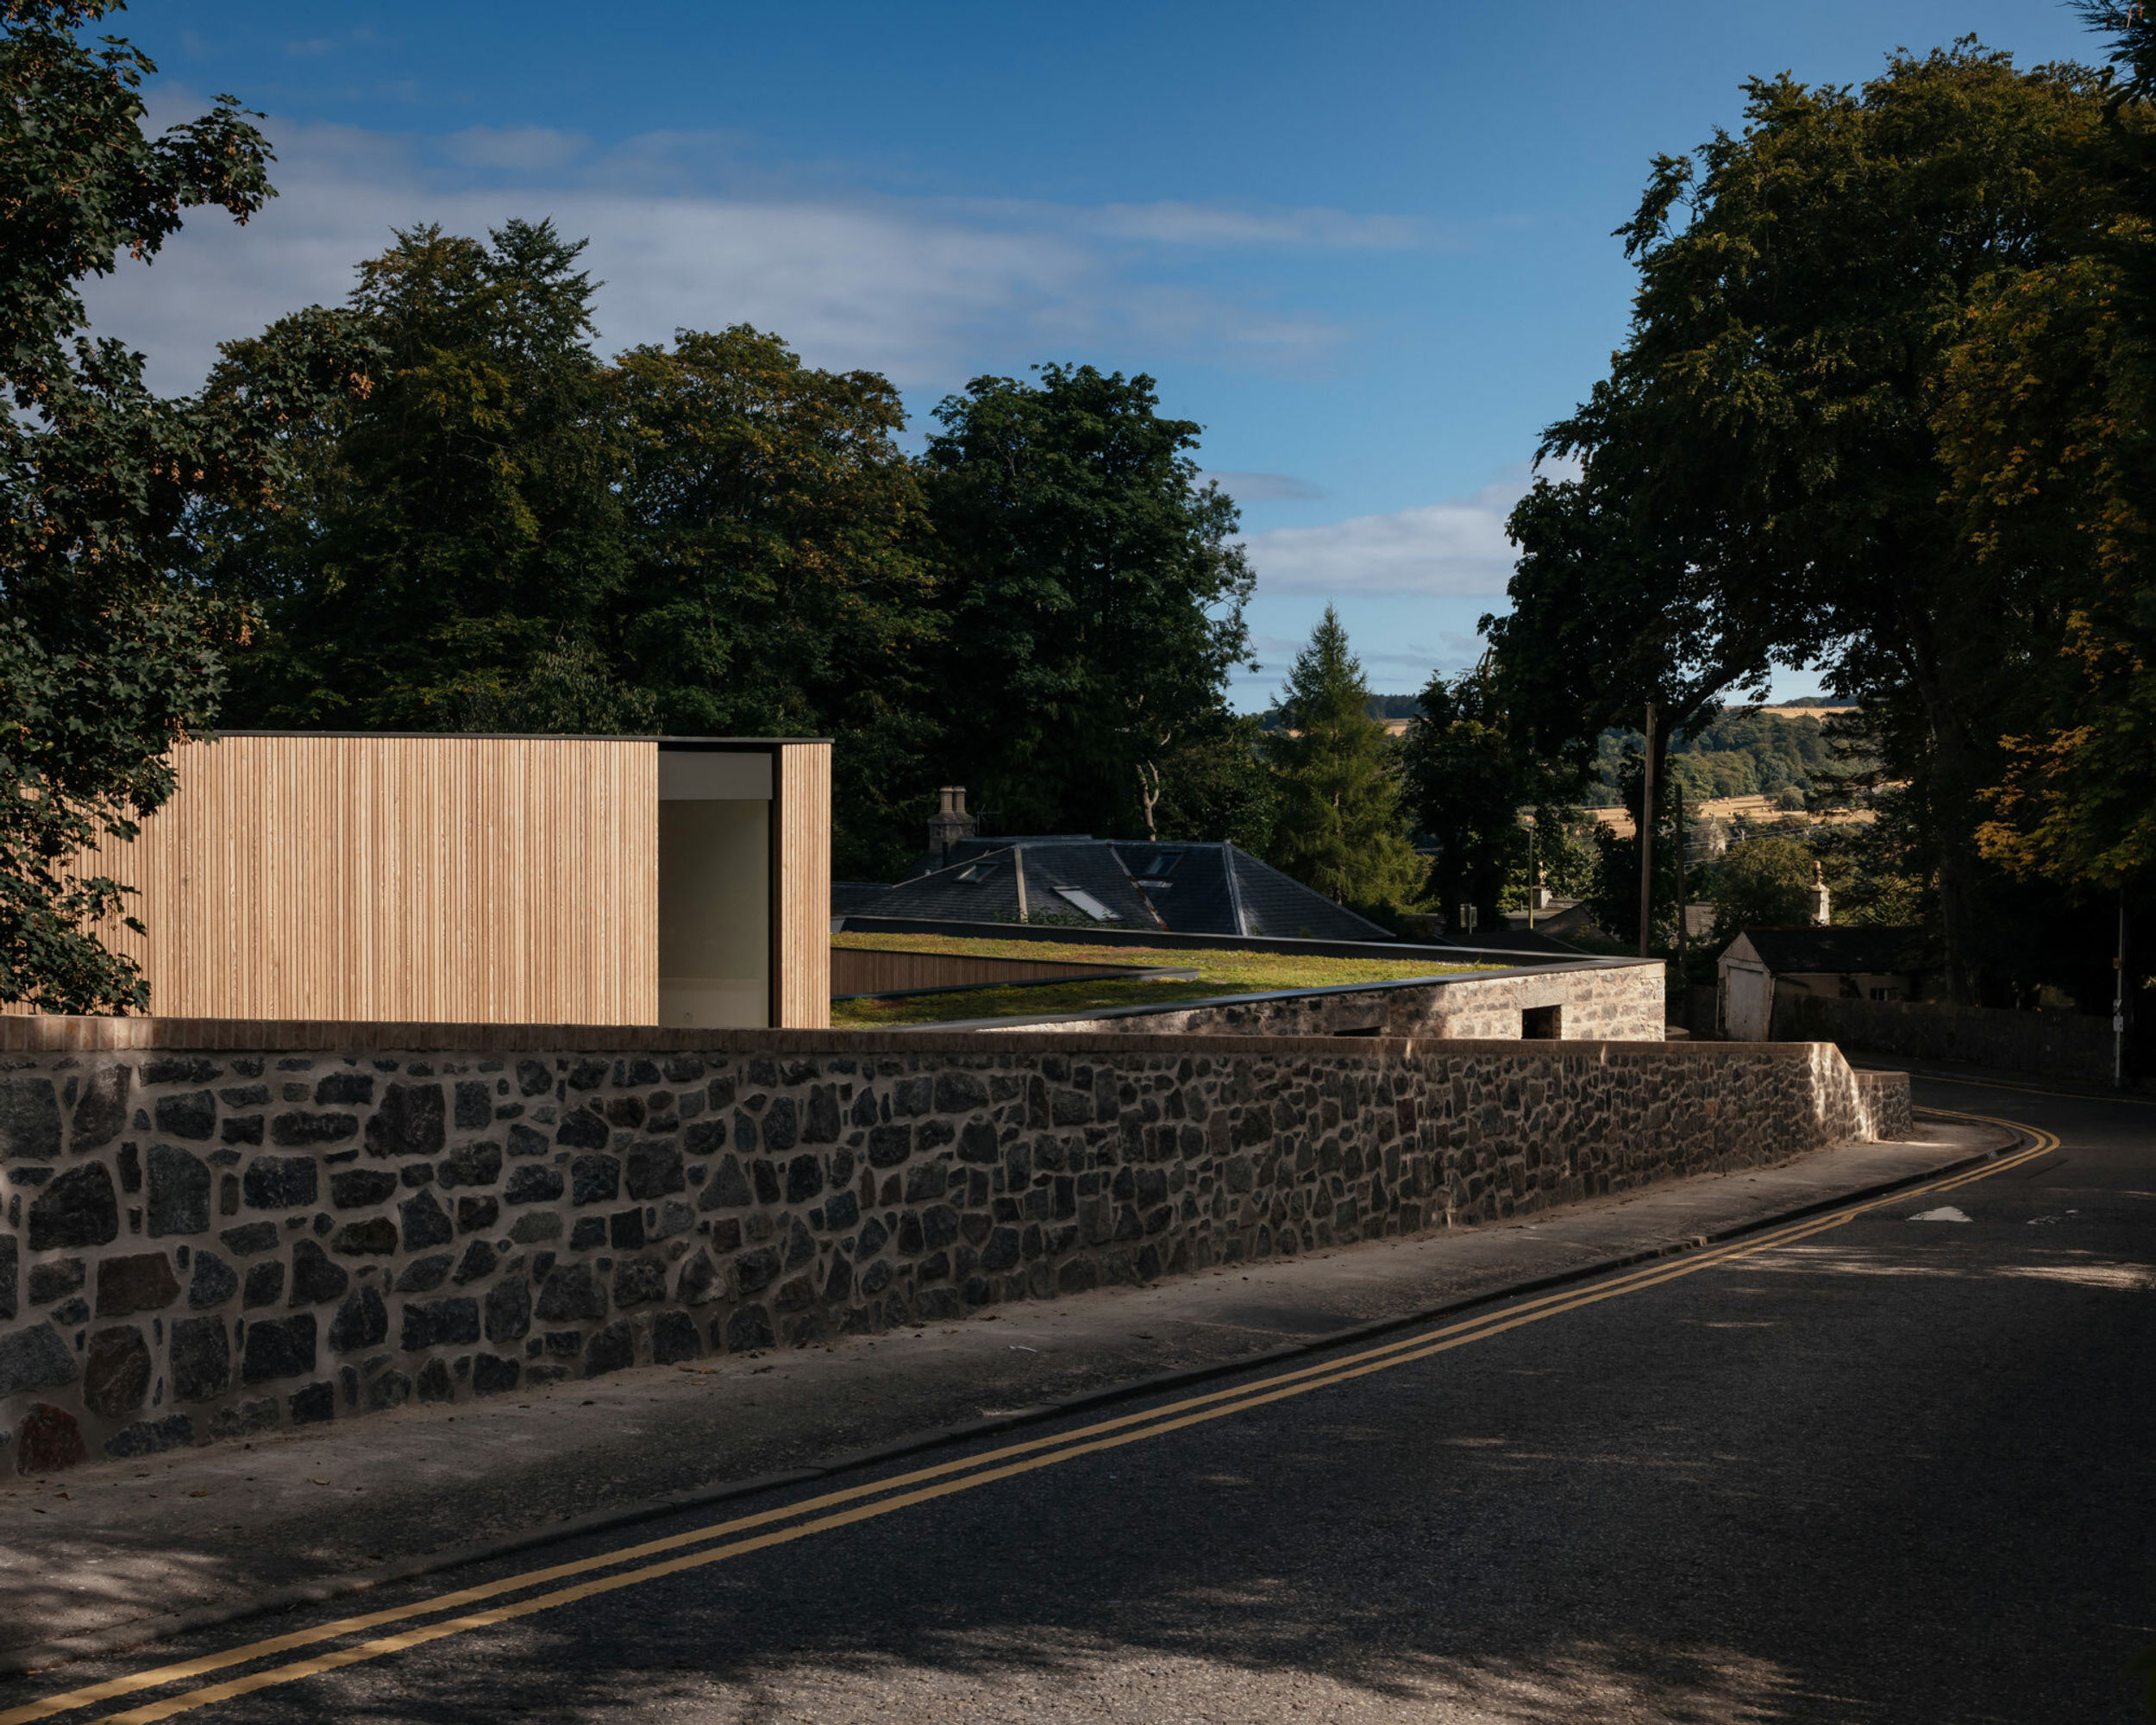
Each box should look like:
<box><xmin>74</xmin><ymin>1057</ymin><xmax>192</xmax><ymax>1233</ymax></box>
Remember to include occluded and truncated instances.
<box><xmin>106</xmin><ymin>0</ymin><xmax>2096</xmax><ymax>706</ymax></box>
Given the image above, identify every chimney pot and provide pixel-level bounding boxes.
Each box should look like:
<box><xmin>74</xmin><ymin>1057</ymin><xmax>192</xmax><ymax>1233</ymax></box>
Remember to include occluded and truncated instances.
<box><xmin>927</xmin><ymin>785</ymin><xmax>979</xmax><ymax>865</ymax></box>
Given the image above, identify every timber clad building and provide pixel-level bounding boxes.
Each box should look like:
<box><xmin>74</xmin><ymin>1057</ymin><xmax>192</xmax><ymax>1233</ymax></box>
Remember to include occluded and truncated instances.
<box><xmin>33</xmin><ymin>733</ymin><xmax>830</xmax><ymax>1029</ymax></box>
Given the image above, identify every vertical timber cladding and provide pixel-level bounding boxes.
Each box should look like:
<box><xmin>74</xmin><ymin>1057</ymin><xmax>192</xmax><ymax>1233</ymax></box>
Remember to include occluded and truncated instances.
<box><xmin>776</xmin><ymin>741</ymin><xmax>831</xmax><ymax>1029</ymax></box>
<box><xmin>52</xmin><ymin>736</ymin><xmax>661</xmax><ymax>1024</ymax></box>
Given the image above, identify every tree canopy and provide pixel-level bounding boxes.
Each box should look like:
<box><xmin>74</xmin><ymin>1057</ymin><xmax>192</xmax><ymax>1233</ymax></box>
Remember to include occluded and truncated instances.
<box><xmin>1490</xmin><ymin>41</ymin><xmax>2132</xmax><ymax>1000</ymax></box>
<box><xmin>1265</xmin><ymin>607</ymin><xmax>1423</xmax><ymax>911</ymax></box>
<box><xmin>1708</xmin><ymin>836</ymin><xmax>1819</xmax><ymax>946</ymax></box>
<box><xmin>1</xmin><ymin>0</ymin><xmax>371</xmax><ymax>1010</ymax></box>
<box><xmin>923</xmin><ymin>365</ymin><xmax>1253</xmax><ymax>842</ymax></box>
<box><xmin>1400</xmin><ymin>662</ymin><xmax>1534</xmax><ymax>932</ymax></box>
<box><xmin>206</xmin><ymin>220</ymin><xmax>628</xmax><ymax>728</ymax></box>
<box><xmin>609</xmin><ymin>326</ymin><xmax>940</xmax><ymax>878</ymax></box>
<box><xmin>1953</xmin><ymin>7</ymin><xmax>2156</xmax><ymax>897</ymax></box>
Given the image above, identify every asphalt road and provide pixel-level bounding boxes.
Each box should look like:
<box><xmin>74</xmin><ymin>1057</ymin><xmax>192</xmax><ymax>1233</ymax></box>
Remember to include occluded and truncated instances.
<box><xmin>9</xmin><ymin>1070</ymin><xmax>2152</xmax><ymax>1724</ymax></box>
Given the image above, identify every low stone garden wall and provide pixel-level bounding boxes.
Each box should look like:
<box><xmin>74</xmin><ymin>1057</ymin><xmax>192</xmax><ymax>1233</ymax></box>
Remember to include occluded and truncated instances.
<box><xmin>0</xmin><ymin>1019</ymin><xmax>1908</xmax><ymax>1471</ymax></box>
<box><xmin>1776</xmin><ymin>993</ymin><xmax>2116</xmax><ymax>1082</ymax></box>
<box><xmin>965</xmin><ymin>958</ymin><xmax>1665</xmax><ymax>1041</ymax></box>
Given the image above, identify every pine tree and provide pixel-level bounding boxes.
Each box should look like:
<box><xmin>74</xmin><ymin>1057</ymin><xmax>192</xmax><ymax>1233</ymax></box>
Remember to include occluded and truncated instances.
<box><xmin>1265</xmin><ymin>607</ymin><xmax>1424</xmax><ymax>908</ymax></box>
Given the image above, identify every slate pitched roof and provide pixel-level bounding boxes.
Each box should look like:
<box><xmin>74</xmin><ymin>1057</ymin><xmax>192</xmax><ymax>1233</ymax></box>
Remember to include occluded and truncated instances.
<box><xmin>874</xmin><ymin>846</ymin><xmax>1027</xmax><ymax>923</ymax></box>
<box><xmin>1733</xmin><ymin>926</ymin><xmax>1927</xmax><ymax>974</ymax></box>
<box><xmin>831</xmin><ymin>881</ymin><xmax>896</xmax><ymax>917</ymax></box>
<box><xmin>1221</xmin><ymin>847</ymin><xmax>1394</xmax><ymax>941</ymax></box>
<box><xmin>855</xmin><ymin>836</ymin><xmax>1395</xmax><ymax>942</ymax></box>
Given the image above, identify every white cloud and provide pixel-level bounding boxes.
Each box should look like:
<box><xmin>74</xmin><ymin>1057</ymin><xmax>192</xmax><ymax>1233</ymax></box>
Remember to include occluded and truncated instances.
<box><xmin>1238</xmin><ymin>465</ymin><xmax>1571</xmax><ymax>597</ymax></box>
<box><xmin>1094</xmin><ymin>202</ymin><xmax>1432</xmax><ymax>248</ymax></box>
<box><xmin>1200</xmin><ymin>470</ymin><xmax>1326</xmax><ymax>503</ymax></box>
<box><xmin>1236</xmin><ymin>630</ymin><xmax>1482</xmax><ymax>680</ymax></box>
<box><xmin>446</xmin><ymin>127</ymin><xmax>591</xmax><ymax>172</ymax></box>
<box><xmin>285</xmin><ymin>28</ymin><xmax>377</xmax><ymax>57</ymax></box>
<box><xmin>78</xmin><ymin>102</ymin><xmax>1391</xmax><ymax>396</ymax></box>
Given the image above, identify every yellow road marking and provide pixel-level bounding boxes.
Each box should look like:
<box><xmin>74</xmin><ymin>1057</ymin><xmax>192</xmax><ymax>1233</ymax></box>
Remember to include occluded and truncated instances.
<box><xmin>13</xmin><ymin>1110</ymin><xmax>2050</xmax><ymax>1724</ymax></box>
<box><xmin>0</xmin><ymin>1202</ymin><xmax>1893</xmax><ymax>1725</ymax></box>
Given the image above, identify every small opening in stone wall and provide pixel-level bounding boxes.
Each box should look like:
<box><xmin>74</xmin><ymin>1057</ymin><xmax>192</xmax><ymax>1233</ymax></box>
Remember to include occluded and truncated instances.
<box><xmin>1334</xmin><ymin>1025</ymin><xmax>1384</xmax><ymax>1038</ymax></box>
<box><xmin>1521</xmin><ymin>1005</ymin><xmax>1562</xmax><ymax>1039</ymax></box>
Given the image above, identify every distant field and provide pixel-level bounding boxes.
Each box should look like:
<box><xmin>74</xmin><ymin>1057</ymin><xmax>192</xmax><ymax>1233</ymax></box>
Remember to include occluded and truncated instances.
<box><xmin>829</xmin><ymin>932</ymin><xmax>1491</xmax><ymax>1027</ymax></box>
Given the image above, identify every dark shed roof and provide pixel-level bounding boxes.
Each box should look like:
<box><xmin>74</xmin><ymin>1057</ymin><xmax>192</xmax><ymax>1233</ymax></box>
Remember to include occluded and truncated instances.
<box><xmin>1733</xmin><ymin>926</ymin><xmax>1927</xmax><ymax>974</ymax></box>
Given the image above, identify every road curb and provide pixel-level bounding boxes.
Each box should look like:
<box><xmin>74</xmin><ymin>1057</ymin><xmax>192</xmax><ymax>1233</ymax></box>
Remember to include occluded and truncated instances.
<box><xmin>0</xmin><ymin>1115</ymin><xmax>2021</xmax><ymax>1682</ymax></box>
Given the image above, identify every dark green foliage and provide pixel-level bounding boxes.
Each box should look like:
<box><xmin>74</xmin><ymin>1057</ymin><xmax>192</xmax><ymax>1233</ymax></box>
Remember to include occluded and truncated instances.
<box><xmin>1257</xmin><ymin>693</ymin><xmax>1419</xmax><ymax>731</ymax></box>
<box><xmin>210</xmin><ymin>261</ymin><xmax>944</xmax><ymax>876</ymax></box>
<box><xmin>209</xmin><ymin>221</ymin><xmax>628</xmax><ymax>727</ymax></box>
<box><xmin>1806</xmin><ymin>808</ymin><xmax>1927</xmax><ymax>930</ymax></box>
<box><xmin>1</xmin><ymin>0</ymin><xmax>372</xmax><ymax>1010</ymax></box>
<box><xmin>1532</xmin><ymin>812</ymin><xmax>1601</xmax><ymax>902</ymax></box>
<box><xmin>1490</xmin><ymin>386</ymin><xmax>1771</xmax><ymax>806</ymax></box>
<box><xmin>1500</xmin><ymin>44</ymin><xmax>2124</xmax><ymax>1000</ymax></box>
<box><xmin>1144</xmin><ymin>713</ymin><xmax>1279</xmax><ymax>855</ymax></box>
<box><xmin>216</xmin><ymin>333</ymin><xmax>1250</xmax><ymax>875</ymax></box>
<box><xmin>1401</xmin><ymin>667</ymin><xmax>1533</xmax><ymax>932</ymax></box>
<box><xmin>608</xmin><ymin>327</ymin><xmax>940</xmax><ymax>879</ymax></box>
<box><xmin>923</xmin><ymin>365</ymin><xmax>1252</xmax><ymax>840</ymax></box>
<box><xmin>1264</xmin><ymin>608</ymin><xmax>1422</xmax><ymax>908</ymax></box>
<box><xmin>1706</xmin><ymin>837</ymin><xmax>1816</xmax><ymax>944</ymax></box>
<box><xmin>1581</xmin><ymin>750</ymin><xmax>1683</xmax><ymax>950</ymax></box>
<box><xmin>452</xmin><ymin>638</ymin><xmax>657</xmax><ymax>735</ymax></box>
<box><xmin>1658</xmin><ymin>712</ymin><xmax>1839</xmax><ymax>805</ymax></box>
<box><xmin>0</xmin><ymin>609</ymin><xmax>218</xmax><ymax>1011</ymax></box>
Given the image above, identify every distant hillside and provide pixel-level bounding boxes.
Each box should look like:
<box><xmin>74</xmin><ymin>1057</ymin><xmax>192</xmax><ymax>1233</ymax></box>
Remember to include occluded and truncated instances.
<box><xmin>1252</xmin><ymin>696</ymin><xmax>1861</xmax><ymax>808</ymax></box>
<box><xmin>1583</xmin><ymin>707</ymin><xmax>1860</xmax><ymax>806</ymax></box>
<box><xmin>1255</xmin><ymin>694</ymin><xmax>1419</xmax><ymax>731</ymax></box>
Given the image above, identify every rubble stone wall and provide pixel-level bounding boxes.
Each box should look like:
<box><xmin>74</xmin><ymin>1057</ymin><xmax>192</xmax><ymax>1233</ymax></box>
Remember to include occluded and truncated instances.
<box><xmin>0</xmin><ymin>1022</ymin><xmax>1908</xmax><ymax>1469</ymax></box>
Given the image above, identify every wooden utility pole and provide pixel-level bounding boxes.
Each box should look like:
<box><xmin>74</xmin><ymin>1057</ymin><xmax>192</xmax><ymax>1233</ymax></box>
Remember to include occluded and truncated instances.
<box><xmin>2115</xmin><ymin>892</ymin><xmax>2128</xmax><ymax>1090</ymax></box>
<box><xmin>1675</xmin><ymin>776</ymin><xmax>1688</xmax><ymax>977</ymax></box>
<box><xmin>1638</xmin><ymin>701</ymin><xmax>1656</xmax><ymax>960</ymax></box>
<box><xmin>1526</xmin><ymin>817</ymin><xmax>1538</xmax><ymax>932</ymax></box>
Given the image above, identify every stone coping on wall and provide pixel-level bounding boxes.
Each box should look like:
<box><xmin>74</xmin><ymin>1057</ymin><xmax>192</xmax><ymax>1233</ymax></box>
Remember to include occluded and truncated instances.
<box><xmin>16</xmin><ymin>1012</ymin><xmax>1738</xmax><ymax>1061</ymax></box>
<box><xmin>831</xmin><ymin>914</ymin><xmax>1589</xmax><ymax>967</ymax></box>
<box><xmin>906</xmin><ymin>959</ymin><xmax>1660</xmax><ymax>1033</ymax></box>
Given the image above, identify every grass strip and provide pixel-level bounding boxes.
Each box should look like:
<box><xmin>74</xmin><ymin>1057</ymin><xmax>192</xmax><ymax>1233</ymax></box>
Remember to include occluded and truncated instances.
<box><xmin>830</xmin><ymin>932</ymin><xmax>1493</xmax><ymax>1027</ymax></box>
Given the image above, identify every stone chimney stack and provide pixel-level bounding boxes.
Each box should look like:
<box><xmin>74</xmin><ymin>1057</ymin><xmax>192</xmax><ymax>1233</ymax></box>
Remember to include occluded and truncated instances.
<box><xmin>927</xmin><ymin>786</ymin><xmax>978</xmax><ymax>867</ymax></box>
<box><xmin>1811</xmin><ymin>860</ymin><xmax>1832</xmax><ymax>926</ymax></box>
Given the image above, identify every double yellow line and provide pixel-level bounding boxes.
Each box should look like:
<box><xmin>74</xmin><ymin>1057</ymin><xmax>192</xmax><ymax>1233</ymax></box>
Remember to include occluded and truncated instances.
<box><xmin>9</xmin><ymin>1110</ymin><xmax>2054</xmax><ymax>1725</ymax></box>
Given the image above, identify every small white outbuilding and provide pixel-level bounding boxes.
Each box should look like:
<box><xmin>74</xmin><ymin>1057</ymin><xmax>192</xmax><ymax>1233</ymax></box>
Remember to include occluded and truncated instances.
<box><xmin>1717</xmin><ymin>927</ymin><xmax>1925</xmax><ymax>1041</ymax></box>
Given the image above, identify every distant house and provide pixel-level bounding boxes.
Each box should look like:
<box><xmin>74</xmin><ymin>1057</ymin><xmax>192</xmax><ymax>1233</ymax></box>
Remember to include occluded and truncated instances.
<box><xmin>839</xmin><ymin>836</ymin><xmax>1395</xmax><ymax>944</ymax></box>
<box><xmin>1501</xmin><ymin>896</ymin><xmax>1600</xmax><ymax>938</ymax></box>
<box><xmin>1717</xmin><ymin>926</ymin><xmax>1927</xmax><ymax>1041</ymax></box>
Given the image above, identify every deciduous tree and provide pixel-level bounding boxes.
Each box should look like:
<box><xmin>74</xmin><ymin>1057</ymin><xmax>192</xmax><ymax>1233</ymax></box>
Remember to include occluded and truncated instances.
<box><xmin>923</xmin><ymin>365</ymin><xmax>1252</xmax><ymax>839</ymax></box>
<box><xmin>1952</xmin><ymin>8</ymin><xmax>2156</xmax><ymax>899</ymax></box>
<box><xmin>609</xmin><ymin>326</ymin><xmax>940</xmax><ymax>878</ymax></box>
<box><xmin>1</xmin><ymin>0</ymin><xmax>371</xmax><ymax>1009</ymax></box>
<box><xmin>1499</xmin><ymin>43</ymin><xmax>2120</xmax><ymax>1000</ymax></box>
<box><xmin>1401</xmin><ymin>663</ymin><xmax>1536</xmax><ymax>933</ymax></box>
<box><xmin>209</xmin><ymin>220</ymin><xmax>628</xmax><ymax>727</ymax></box>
